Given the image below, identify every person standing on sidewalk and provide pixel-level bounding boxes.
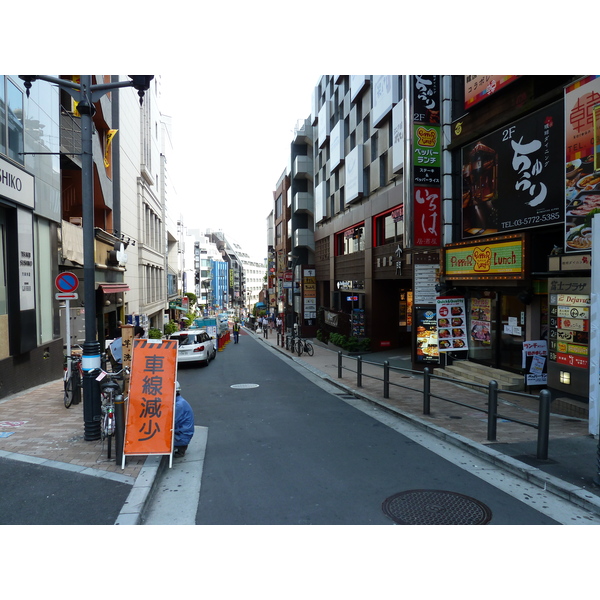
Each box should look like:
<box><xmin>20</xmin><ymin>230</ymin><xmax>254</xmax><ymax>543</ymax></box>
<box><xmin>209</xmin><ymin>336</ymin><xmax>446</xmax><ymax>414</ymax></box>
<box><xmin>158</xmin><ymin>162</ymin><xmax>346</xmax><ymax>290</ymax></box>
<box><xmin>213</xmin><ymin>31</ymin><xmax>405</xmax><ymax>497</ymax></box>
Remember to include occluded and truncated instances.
<box><xmin>233</xmin><ymin>320</ymin><xmax>240</xmax><ymax>343</ymax></box>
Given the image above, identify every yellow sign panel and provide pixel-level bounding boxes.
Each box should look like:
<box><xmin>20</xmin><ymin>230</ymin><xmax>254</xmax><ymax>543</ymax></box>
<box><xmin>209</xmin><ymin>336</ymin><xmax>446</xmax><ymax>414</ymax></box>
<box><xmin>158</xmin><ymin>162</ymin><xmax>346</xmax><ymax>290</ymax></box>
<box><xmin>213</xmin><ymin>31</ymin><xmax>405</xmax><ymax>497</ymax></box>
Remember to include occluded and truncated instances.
<box><xmin>445</xmin><ymin>238</ymin><xmax>524</xmax><ymax>279</ymax></box>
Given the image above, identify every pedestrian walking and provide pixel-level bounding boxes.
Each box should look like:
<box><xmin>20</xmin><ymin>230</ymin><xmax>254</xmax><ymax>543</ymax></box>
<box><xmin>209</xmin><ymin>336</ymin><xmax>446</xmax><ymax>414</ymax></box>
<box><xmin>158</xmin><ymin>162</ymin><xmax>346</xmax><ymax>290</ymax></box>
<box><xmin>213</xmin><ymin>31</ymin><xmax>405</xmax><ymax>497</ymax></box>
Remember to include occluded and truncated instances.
<box><xmin>174</xmin><ymin>381</ymin><xmax>195</xmax><ymax>457</ymax></box>
<box><xmin>233</xmin><ymin>320</ymin><xmax>240</xmax><ymax>343</ymax></box>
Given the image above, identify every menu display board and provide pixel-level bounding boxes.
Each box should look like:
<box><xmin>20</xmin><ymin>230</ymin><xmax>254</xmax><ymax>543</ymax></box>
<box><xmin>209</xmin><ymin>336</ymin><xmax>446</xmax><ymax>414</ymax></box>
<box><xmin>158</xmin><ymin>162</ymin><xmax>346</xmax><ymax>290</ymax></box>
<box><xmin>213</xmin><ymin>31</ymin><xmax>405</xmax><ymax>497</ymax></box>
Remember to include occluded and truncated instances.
<box><xmin>565</xmin><ymin>76</ymin><xmax>600</xmax><ymax>253</ymax></box>
<box><xmin>436</xmin><ymin>297</ymin><xmax>469</xmax><ymax>352</ymax></box>
<box><xmin>415</xmin><ymin>307</ymin><xmax>439</xmax><ymax>364</ymax></box>
<box><xmin>470</xmin><ymin>298</ymin><xmax>492</xmax><ymax>345</ymax></box>
<box><xmin>351</xmin><ymin>309</ymin><xmax>365</xmax><ymax>338</ymax></box>
<box><xmin>523</xmin><ymin>340</ymin><xmax>548</xmax><ymax>385</ymax></box>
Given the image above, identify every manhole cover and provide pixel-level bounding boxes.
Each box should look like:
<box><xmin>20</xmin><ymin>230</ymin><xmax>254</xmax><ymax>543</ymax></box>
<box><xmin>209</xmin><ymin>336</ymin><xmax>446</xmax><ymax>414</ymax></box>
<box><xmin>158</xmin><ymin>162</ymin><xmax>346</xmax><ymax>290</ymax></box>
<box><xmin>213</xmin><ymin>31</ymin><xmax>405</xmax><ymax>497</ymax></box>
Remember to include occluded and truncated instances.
<box><xmin>382</xmin><ymin>489</ymin><xmax>492</xmax><ymax>525</ymax></box>
<box><xmin>230</xmin><ymin>384</ymin><xmax>260</xmax><ymax>389</ymax></box>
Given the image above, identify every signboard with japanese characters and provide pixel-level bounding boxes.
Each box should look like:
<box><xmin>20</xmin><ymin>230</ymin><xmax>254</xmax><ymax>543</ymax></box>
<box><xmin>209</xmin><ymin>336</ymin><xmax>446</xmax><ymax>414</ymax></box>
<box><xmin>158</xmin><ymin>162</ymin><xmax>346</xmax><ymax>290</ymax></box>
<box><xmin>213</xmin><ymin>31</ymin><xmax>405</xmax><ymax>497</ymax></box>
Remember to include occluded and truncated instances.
<box><xmin>564</xmin><ymin>76</ymin><xmax>600</xmax><ymax>253</ymax></box>
<box><xmin>411</xmin><ymin>76</ymin><xmax>441</xmax><ymax>248</ymax></box>
<box><xmin>414</xmin><ymin>263</ymin><xmax>439</xmax><ymax>304</ymax></box>
<box><xmin>414</xmin><ymin>187</ymin><xmax>441</xmax><ymax>246</ymax></box>
<box><xmin>464</xmin><ymin>76</ymin><xmax>519</xmax><ymax>110</ymax></box>
<box><xmin>436</xmin><ymin>297</ymin><xmax>468</xmax><ymax>352</ymax></box>
<box><xmin>548</xmin><ymin>280</ymin><xmax>590</xmax><ymax>371</ymax></box>
<box><xmin>123</xmin><ymin>339</ymin><xmax>178</xmax><ymax>463</ymax></box>
<box><xmin>413</xmin><ymin>124</ymin><xmax>441</xmax><ymax>185</ymax></box>
<box><xmin>461</xmin><ymin>101</ymin><xmax>564</xmax><ymax>239</ymax></box>
<box><xmin>523</xmin><ymin>340</ymin><xmax>548</xmax><ymax>385</ymax></box>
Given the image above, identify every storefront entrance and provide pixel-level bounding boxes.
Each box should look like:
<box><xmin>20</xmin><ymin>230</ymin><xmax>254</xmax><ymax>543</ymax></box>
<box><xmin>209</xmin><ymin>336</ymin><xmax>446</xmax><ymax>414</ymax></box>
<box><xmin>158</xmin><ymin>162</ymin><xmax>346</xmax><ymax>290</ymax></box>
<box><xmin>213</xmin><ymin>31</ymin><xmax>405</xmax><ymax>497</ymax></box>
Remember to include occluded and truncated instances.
<box><xmin>468</xmin><ymin>291</ymin><xmax>525</xmax><ymax>373</ymax></box>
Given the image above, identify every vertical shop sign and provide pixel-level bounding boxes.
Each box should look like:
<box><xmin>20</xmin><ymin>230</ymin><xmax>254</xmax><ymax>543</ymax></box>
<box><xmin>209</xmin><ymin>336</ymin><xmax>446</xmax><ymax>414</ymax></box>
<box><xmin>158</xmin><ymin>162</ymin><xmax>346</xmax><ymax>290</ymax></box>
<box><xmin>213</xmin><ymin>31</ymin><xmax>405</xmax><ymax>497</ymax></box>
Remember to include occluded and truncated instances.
<box><xmin>412</xmin><ymin>76</ymin><xmax>441</xmax><ymax>247</ymax></box>
<box><xmin>303</xmin><ymin>268</ymin><xmax>316</xmax><ymax>320</ymax></box>
<box><xmin>123</xmin><ymin>339</ymin><xmax>178</xmax><ymax>465</ymax></box>
<box><xmin>413</xmin><ymin>186</ymin><xmax>441</xmax><ymax>246</ymax></box>
<box><xmin>565</xmin><ymin>76</ymin><xmax>600</xmax><ymax>253</ymax></box>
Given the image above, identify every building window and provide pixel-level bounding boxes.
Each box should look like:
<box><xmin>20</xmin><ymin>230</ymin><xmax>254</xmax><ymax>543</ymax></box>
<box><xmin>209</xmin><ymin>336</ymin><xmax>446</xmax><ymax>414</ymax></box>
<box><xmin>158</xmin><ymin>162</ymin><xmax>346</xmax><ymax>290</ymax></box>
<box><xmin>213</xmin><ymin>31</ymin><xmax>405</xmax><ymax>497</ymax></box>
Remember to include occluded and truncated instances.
<box><xmin>335</xmin><ymin>223</ymin><xmax>365</xmax><ymax>256</ymax></box>
<box><xmin>374</xmin><ymin>205</ymin><xmax>403</xmax><ymax>246</ymax></box>
<box><xmin>275</xmin><ymin>194</ymin><xmax>282</xmax><ymax>219</ymax></box>
<box><xmin>379</xmin><ymin>152</ymin><xmax>388</xmax><ymax>187</ymax></box>
<box><xmin>0</xmin><ymin>77</ymin><xmax>24</xmax><ymax>164</ymax></box>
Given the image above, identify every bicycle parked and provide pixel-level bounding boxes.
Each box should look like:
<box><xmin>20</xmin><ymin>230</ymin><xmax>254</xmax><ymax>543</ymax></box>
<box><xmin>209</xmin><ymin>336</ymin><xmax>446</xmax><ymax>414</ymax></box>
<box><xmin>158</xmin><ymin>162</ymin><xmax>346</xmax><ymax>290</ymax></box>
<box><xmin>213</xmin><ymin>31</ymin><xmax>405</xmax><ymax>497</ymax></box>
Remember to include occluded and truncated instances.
<box><xmin>91</xmin><ymin>366</ymin><xmax>128</xmax><ymax>459</ymax></box>
<box><xmin>63</xmin><ymin>348</ymin><xmax>83</xmax><ymax>409</ymax></box>
<box><xmin>295</xmin><ymin>338</ymin><xmax>314</xmax><ymax>357</ymax></box>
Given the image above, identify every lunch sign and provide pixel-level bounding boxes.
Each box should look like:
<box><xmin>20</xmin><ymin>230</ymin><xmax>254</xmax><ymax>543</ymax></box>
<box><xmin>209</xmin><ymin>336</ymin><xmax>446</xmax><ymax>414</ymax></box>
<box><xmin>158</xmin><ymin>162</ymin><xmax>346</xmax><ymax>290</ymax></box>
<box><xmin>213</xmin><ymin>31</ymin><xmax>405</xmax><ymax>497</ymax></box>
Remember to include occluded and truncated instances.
<box><xmin>444</xmin><ymin>235</ymin><xmax>525</xmax><ymax>280</ymax></box>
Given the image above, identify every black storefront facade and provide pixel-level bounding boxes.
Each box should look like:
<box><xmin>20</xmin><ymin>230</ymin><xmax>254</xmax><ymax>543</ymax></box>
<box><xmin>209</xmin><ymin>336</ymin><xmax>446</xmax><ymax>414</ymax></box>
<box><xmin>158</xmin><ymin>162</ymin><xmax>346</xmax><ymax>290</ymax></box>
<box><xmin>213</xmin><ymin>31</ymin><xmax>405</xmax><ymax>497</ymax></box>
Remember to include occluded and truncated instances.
<box><xmin>442</xmin><ymin>76</ymin><xmax>597</xmax><ymax>424</ymax></box>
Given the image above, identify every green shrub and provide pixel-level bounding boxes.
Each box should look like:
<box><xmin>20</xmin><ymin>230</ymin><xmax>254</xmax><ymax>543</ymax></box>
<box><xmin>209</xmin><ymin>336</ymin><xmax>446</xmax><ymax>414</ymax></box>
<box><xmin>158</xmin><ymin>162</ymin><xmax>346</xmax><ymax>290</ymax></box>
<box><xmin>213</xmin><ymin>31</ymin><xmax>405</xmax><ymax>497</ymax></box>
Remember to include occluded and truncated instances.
<box><xmin>316</xmin><ymin>329</ymin><xmax>330</xmax><ymax>344</ymax></box>
<box><xmin>164</xmin><ymin>320</ymin><xmax>179</xmax><ymax>335</ymax></box>
<box><xmin>329</xmin><ymin>333</ymin><xmax>370</xmax><ymax>353</ymax></box>
<box><xmin>149</xmin><ymin>327</ymin><xmax>163</xmax><ymax>339</ymax></box>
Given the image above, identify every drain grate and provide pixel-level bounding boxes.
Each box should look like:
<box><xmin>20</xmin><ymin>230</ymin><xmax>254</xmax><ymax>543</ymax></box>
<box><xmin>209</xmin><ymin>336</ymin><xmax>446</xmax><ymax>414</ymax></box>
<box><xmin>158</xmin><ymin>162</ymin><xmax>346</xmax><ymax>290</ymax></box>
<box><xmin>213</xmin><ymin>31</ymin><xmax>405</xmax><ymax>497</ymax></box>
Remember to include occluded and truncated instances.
<box><xmin>382</xmin><ymin>489</ymin><xmax>492</xmax><ymax>525</ymax></box>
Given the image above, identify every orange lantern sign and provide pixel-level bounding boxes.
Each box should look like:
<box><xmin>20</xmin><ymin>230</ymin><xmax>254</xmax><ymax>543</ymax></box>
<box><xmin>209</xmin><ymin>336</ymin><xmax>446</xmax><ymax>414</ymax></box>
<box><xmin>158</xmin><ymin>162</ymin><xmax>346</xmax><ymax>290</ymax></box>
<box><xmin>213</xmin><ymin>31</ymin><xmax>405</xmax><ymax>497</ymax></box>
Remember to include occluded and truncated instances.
<box><xmin>122</xmin><ymin>339</ymin><xmax>178</xmax><ymax>467</ymax></box>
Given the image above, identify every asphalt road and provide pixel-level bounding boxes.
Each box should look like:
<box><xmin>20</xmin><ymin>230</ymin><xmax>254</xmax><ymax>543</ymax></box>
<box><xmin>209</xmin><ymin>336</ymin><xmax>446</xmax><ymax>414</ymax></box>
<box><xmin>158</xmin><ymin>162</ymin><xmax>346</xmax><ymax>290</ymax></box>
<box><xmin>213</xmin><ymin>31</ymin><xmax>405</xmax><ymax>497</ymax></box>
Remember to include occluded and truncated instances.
<box><xmin>175</xmin><ymin>331</ymin><xmax>560</xmax><ymax>525</ymax></box>
<box><xmin>0</xmin><ymin>457</ymin><xmax>131</xmax><ymax>525</ymax></box>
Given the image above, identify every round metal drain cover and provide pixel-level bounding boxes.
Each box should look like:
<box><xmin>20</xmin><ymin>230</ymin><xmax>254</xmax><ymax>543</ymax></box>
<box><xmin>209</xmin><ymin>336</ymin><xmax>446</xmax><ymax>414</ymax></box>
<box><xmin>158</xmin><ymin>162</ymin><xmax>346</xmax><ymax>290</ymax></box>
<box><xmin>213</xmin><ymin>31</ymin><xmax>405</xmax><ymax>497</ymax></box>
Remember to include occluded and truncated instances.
<box><xmin>382</xmin><ymin>489</ymin><xmax>492</xmax><ymax>525</ymax></box>
<box><xmin>230</xmin><ymin>383</ymin><xmax>260</xmax><ymax>389</ymax></box>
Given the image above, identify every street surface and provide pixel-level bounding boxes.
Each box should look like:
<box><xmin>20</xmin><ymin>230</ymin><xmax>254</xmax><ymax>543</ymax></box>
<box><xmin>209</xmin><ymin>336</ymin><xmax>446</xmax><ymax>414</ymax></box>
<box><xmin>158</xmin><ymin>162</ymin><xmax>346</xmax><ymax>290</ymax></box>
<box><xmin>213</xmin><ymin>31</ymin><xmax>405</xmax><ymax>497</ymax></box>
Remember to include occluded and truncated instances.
<box><xmin>145</xmin><ymin>329</ymin><xmax>600</xmax><ymax>525</ymax></box>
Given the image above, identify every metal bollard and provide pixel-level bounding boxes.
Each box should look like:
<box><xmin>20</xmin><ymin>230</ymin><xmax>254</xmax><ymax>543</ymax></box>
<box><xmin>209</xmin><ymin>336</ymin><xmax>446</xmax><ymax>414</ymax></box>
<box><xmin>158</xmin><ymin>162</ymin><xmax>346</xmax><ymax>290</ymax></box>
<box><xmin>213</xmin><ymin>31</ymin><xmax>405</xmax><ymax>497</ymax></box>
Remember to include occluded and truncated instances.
<box><xmin>423</xmin><ymin>367</ymin><xmax>431</xmax><ymax>415</ymax></box>
<box><xmin>383</xmin><ymin>361</ymin><xmax>390</xmax><ymax>399</ymax></box>
<box><xmin>537</xmin><ymin>388</ymin><xmax>550</xmax><ymax>460</ymax></box>
<box><xmin>357</xmin><ymin>356</ymin><xmax>362</xmax><ymax>387</ymax></box>
<box><xmin>338</xmin><ymin>351</ymin><xmax>343</xmax><ymax>378</ymax></box>
<box><xmin>114</xmin><ymin>394</ymin><xmax>125</xmax><ymax>464</ymax></box>
<box><xmin>487</xmin><ymin>380</ymin><xmax>498</xmax><ymax>442</ymax></box>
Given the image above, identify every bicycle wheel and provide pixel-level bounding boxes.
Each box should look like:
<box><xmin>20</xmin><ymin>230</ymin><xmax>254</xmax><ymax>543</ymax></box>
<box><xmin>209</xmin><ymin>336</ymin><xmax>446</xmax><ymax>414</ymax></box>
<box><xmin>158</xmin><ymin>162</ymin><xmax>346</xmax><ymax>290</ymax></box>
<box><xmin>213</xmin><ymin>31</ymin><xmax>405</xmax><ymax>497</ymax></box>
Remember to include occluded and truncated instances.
<box><xmin>64</xmin><ymin>372</ymin><xmax>74</xmax><ymax>408</ymax></box>
<box><xmin>305</xmin><ymin>342</ymin><xmax>314</xmax><ymax>357</ymax></box>
<box><xmin>296</xmin><ymin>339</ymin><xmax>303</xmax><ymax>356</ymax></box>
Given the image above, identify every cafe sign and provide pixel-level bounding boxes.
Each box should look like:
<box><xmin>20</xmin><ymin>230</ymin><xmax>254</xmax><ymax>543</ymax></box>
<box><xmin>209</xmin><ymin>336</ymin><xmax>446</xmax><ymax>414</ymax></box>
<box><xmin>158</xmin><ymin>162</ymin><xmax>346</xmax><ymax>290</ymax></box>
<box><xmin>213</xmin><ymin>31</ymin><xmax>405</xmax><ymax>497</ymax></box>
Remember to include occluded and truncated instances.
<box><xmin>444</xmin><ymin>235</ymin><xmax>525</xmax><ymax>280</ymax></box>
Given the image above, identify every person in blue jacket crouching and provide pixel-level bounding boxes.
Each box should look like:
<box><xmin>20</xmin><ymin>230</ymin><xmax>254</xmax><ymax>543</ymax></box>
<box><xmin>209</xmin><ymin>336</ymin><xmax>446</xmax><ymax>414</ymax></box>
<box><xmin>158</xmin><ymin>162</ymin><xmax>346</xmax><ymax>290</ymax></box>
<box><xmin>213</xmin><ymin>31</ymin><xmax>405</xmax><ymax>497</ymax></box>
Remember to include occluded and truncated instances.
<box><xmin>174</xmin><ymin>381</ymin><xmax>195</xmax><ymax>457</ymax></box>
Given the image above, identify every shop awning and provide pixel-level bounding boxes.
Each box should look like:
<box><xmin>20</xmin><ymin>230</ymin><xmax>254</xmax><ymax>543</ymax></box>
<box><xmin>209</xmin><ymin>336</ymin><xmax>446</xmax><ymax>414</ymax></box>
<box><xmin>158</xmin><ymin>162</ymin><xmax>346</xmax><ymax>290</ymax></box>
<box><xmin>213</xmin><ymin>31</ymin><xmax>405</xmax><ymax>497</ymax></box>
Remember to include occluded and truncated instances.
<box><xmin>98</xmin><ymin>283</ymin><xmax>130</xmax><ymax>294</ymax></box>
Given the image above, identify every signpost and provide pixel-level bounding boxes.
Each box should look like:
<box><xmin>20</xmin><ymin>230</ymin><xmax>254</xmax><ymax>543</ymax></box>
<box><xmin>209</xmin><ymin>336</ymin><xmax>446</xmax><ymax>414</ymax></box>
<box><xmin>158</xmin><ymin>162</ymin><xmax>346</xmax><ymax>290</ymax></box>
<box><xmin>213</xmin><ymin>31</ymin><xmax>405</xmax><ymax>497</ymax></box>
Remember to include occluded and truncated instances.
<box><xmin>56</xmin><ymin>272</ymin><xmax>79</xmax><ymax>378</ymax></box>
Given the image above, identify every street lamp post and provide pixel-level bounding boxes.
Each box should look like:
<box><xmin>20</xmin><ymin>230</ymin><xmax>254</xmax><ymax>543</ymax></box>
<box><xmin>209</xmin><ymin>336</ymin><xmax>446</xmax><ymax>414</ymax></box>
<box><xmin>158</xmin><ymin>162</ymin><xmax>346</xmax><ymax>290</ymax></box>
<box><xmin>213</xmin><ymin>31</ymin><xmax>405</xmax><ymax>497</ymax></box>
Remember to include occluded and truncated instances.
<box><xmin>20</xmin><ymin>75</ymin><xmax>153</xmax><ymax>440</ymax></box>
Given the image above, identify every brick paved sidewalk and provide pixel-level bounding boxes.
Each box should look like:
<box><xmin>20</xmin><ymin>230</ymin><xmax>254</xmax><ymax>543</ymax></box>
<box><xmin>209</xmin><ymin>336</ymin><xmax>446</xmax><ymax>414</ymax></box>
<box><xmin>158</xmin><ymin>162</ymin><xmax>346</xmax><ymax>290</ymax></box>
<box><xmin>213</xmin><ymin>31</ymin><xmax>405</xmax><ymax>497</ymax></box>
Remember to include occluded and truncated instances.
<box><xmin>0</xmin><ymin>379</ymin><xmax>145</xmax><ymax>478</ymax></box>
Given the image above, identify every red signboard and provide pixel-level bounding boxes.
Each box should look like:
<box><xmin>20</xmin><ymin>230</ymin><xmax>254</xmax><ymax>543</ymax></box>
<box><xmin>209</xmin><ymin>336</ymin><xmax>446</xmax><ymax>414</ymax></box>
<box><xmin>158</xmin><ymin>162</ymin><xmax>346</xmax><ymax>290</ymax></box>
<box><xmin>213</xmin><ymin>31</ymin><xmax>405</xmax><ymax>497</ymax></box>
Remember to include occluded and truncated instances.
<box><xmin>556</xmin><ymin>352</ymin><xmax>589</xmax><ymax>369</ymax></box>
<box><xmin>413</xmin><ymin>186</ymin><xmax>441</xmax><ymax>246</ymax></box>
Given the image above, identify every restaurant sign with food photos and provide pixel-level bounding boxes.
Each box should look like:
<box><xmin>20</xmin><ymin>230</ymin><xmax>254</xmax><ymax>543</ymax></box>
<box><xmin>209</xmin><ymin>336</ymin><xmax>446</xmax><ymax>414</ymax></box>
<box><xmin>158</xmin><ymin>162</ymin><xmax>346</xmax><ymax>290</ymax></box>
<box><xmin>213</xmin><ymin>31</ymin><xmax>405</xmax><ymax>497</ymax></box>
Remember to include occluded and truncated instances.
<box><xmin>565</xmin><ymin>76</ymin><xmax>600</xmax><ymax>253</ymax></box>
<box><xmin>435</xmin><ymin>297</ymin><xmax>468</xmax><ymax>352</ymax></box>
<box><xmin>461</xmin><ymin>101</ymin><xmax>564</xmax><ymax>239</ymax></box>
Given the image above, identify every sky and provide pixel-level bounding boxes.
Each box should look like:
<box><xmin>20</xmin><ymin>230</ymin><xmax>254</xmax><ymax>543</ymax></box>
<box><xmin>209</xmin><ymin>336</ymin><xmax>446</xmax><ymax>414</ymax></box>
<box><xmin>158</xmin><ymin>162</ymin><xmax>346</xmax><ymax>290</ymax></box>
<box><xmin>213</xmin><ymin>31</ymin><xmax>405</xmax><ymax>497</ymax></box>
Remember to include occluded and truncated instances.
<box><xmin>13</xmin><ymin>3</ymin><xmax>571</xmax><ymax>266</ymax></box>
<box><xmin>159</xmin><ymin>70</ymin><xmax>319</xmax><ymax>262</ymax></box>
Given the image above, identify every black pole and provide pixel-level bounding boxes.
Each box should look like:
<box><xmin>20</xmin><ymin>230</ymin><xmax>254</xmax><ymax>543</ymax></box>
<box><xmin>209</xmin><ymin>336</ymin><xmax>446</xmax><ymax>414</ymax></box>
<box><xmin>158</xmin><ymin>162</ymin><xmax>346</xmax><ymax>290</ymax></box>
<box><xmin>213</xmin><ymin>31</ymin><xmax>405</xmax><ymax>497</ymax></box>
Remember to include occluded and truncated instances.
<box><xmin>487</xmin><ymin>380</ymin><xmax>498</xmax><ymax>442</ymax></box>
<box><xmin>423</xmin><ymin>367</ymin><xmax>431</xmax><ymax>415</ymax></box>
<box><xmin>79</xmin><ymin>76</ymin><xmax>102</xmax><ymax>440</ymax></box>
<box><xmin>537</xmin><ymin>388</ymin><xmax>551</xmax><ymax>460</ymax></box>
<box><xmin>383</xmin><ymin>360</ymin><xmax>390</xmax><ymax>399</ymax></box>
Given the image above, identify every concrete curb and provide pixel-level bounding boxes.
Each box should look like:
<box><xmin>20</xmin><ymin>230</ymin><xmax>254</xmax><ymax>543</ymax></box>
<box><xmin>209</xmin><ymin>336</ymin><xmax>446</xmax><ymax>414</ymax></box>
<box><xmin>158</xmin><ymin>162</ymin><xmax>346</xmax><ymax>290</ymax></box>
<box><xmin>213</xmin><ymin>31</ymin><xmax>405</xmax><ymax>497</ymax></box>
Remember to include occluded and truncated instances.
<box><xmin>114</xmin><ymin>454</ymin><xmax>168</xmax><ymax>525</ymax></box>
<box><xmin>258</xmin><ymin>335</ymin><xmax>600</xmax><ymax>518</ymax></box>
